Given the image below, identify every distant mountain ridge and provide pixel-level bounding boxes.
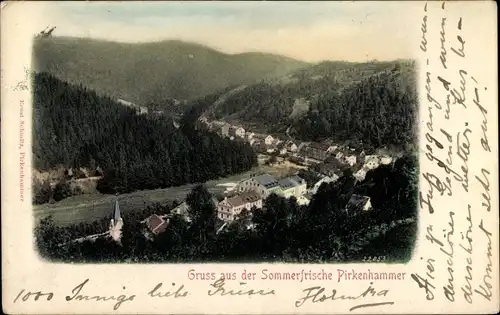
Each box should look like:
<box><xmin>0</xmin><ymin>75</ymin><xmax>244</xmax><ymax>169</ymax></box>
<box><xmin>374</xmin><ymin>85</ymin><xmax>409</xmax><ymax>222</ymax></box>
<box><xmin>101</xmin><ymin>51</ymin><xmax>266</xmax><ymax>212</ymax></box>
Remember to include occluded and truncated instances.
<box><xmin>33</xmin><ymin>36</ymin><xmax>309</xmax><ymax>105</ymax></box>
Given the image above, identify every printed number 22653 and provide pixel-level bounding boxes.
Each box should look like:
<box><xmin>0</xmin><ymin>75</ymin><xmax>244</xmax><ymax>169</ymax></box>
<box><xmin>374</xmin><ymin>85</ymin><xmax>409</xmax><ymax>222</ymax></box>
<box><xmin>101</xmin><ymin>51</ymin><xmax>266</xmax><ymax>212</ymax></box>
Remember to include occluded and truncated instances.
<box><xmin>362</xmin><ymin>256</ymin><xmax>386</xmax><ymax>262</ymax></box>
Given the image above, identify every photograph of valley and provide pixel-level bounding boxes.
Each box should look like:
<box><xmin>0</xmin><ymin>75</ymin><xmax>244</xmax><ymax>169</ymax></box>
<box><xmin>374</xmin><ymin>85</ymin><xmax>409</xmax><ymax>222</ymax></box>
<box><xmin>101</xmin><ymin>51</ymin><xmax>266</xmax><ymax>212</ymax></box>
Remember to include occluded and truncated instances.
<box><xmin>32</xmin><ymin>2</ymin><xmax>418</xmax><ymax>263</ymax></box>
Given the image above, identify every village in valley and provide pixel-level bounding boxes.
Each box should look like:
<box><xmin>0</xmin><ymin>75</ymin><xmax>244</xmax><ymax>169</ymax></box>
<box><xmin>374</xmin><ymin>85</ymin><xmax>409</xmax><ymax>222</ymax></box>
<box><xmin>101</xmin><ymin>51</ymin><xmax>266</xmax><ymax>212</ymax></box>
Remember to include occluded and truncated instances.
<box><xmin>32</xmin><ymin>60</ymin><xmax>418</xmax><ymax>263</ymax></box>
<box><xmin>68</xmin><ymin>114</ymin><xmax>400</xmax><ymax>246</ymax></box>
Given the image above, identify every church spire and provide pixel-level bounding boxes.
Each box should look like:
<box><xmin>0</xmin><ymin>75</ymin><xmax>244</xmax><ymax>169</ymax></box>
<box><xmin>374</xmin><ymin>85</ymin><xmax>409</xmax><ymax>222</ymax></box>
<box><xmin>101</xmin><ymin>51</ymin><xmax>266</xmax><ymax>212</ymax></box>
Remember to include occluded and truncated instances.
<box><xmin>110</xmin><ymin>198</ymin><xmax>124</xmax><ymax>243</ymax></box>
<box><xmin>113</xmin><ymin>199</ymin><xmax>121</xmax><ymax>222</ymax></box>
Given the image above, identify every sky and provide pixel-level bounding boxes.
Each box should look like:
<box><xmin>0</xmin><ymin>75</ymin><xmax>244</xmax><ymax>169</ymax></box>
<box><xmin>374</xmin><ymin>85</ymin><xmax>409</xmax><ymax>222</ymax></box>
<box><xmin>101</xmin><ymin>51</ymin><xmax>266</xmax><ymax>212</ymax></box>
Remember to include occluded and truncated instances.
<box><xmin>30</xmin><ymin>1</ymin><xmax>421</xmax><ymax>62</ymax></box>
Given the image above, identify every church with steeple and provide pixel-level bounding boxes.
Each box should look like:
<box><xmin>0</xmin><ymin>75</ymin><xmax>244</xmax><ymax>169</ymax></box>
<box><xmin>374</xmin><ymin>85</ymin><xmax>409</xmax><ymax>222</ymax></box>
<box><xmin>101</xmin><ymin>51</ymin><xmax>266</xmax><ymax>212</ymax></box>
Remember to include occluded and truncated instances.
<box><xmin>109</xmin><ymin>199</ymin><xmax>124</xmax><ymax>243</ymax></box>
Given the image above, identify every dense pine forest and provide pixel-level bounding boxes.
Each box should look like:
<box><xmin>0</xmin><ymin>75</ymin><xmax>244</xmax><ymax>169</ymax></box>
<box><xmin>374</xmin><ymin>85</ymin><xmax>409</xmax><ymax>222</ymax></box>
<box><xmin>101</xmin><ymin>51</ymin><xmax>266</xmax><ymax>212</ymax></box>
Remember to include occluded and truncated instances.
<box><xmin>35</xmin><ymin>153</ymin><xmax>418</xmax><ymax>263</ymax></box>
<box><xmin>209</xmin><ymin>61</ymin><xmax>397</xmax><ymax>122</ymax></box>
<box><xmin>33</xmin><ymin>73</ymin><xmax>257</xmax><ymax>197</ymax></box>
<box><xmin>204</xmin><ymin>60</ymin><xmax>417</xmax><ymax>149</ymax></box>
<box><xmin>294</xmin><ymin>65</ymin><xmax>417</xmax><ymax>147</ymax></box>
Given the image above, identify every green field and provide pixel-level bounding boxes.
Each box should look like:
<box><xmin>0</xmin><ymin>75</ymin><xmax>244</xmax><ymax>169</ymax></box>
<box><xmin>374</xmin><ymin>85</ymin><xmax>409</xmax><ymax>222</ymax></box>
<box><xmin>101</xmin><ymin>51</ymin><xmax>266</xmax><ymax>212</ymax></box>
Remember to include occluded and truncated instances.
<box><xmin>33</xmin><ymin>165</ymin><xmax>298</xmax><ymax>226</ymax></box>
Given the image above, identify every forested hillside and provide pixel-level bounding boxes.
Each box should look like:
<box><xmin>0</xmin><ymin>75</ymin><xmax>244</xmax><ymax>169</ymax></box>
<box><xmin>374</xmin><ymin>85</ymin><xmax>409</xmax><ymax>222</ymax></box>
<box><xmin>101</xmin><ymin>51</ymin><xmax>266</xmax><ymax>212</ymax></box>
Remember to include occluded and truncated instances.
<box><xmin>295</xmin><ymin>63</ymin><xmax>417</xmax><ymax>147</ymax></box>
<box><xmin>204</xmin><ymin>60</ymin><xmax>417</xmax><ymax>148</ymax></box>
<box><xmin>33</xmin><ymin>73</ymin><xmax>257</xmax><ymax>195</ymax></box>
<box><xmin>33</xmin><ymin>37</ymin><xmax>308</xmax><ymax>105</ymax></box>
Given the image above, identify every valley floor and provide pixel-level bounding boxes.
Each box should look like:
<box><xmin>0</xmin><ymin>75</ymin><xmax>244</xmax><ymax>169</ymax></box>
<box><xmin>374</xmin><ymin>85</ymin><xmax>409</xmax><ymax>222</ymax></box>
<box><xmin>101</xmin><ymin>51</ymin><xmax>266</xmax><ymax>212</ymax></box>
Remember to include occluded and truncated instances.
<box><xmin>33</xmin><ymin>163</ymin><xmax>300</xmax><ymax>226</ymax></box>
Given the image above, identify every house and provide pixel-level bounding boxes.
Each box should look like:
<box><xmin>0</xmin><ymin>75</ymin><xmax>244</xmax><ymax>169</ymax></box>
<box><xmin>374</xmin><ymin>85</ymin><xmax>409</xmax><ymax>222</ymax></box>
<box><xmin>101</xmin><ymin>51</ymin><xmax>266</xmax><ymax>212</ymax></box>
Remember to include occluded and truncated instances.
<box><xmin>264</xmin><ymin>135</ymin><xmax>275</xmax><ymax>146</ymax></box>
<box><xmin>116</xmin><ymin>99</ymin><xmax>148</xmax><ymax>115</ymax></box>
<box><xmin>345</xmin><ymin>195</ymin><xmax>372</xmax><ymax>214</ymax></box>
<box><xmin>170</xmin><ymin>197</ymin><xmax>218</xmax><ymax>222</ymax></box>
<box><xmin>356</xmin><ymin>150</ymin><xmax>367</xmax><ymax>165</ymax></box>
<box><xmin>300</xmin><ymin>142</ymin><xmax>330</xmax><ymax>161</ymax></box>
<box><xmin>217</xmin><ymin>190</ymin><xmax>262</xmax><ymax>221</ymax></box>
<box><xmin>326</xmin><ymin>145</ymin><xmax>338</xmax><ymax>153</ymax></box>
<box><xmin>297</xmin><ymin>142</ymin><xmax>310</xmax><ymax>153</ymax></box>
<box><xmin>236</xmin><ymin>173</ymin><xmax>282</xmax><ymax>198</ymax></box>
<box><xmin>289</xmin><ymin>175</ymin><xmax>307</xmax><ymax>196</ymax></box>
<box><xmin>220</xmin><ymin>123</ymin><xmax>231</xmax><ymax>137</ymax></box>
<box><xmin>171</xmin><ymin>202</ymin><xmax>192</xmax><ymax>222</ymax></box>
<box><xmin>246</xmin><ymin>132</ymin><xmax>255</xmax><ymax>140</ymax></box>
<box><xmin>380</xmin><ymin>155</ymin><xmax>393</xmax><ymax>165</ymax></box>
<box><xmin>364</xmin><ymin>155</ymin><xmax>380</xmax><ymax>169</ymax></box>
<box><xmin>310</xmin><ymin>175</ymin><xmax>339</xmax><ymax>194</ymax></box>
<box><xmin>334</xmin><ymin>149</ymin><xmax>356</xmax><ymax>166</ymax></box>
<box><xmin>109</xmin><ymin>199</ymin><xmax>124</xmax><ymax>243</ymax></box>
<box><xmin>289</xmin><ymin>155</ymin><xmax>306</xmax><ymax>166</ymax></box>
<box><xmin>206</xmin><ymin>123</ymin><xmax>216</xmax><ymax>132</ymax></box>
<box><xmin>376</xmin><ymin>147</ymin><xmax>392</xmax><ymax>156</ymax></box>
<box><xmin>354</xmin><ymin>168</ymin><xmax>367</xmax><ymax>181</ymax></box>
<box><xmin>253</xmin><ymin>133</ymin><xmax>266</xmax><ymax>141</ymax></box>
<box><xmin>344</xmin><ymin>155</ymin><xmax>357</xmax><ymax>166</ymax></box>
<box><xmin>145</xmin><ymin>214</ymin><xmax>169</xmax><ymax>235</ymax></box>
<box><xmin>116</xmin><ymin>98</ymin><xmax>134</xmax><ymax>107</ymax></box>
<box><xmin>230</xmin><ymin>126</ymin><xmax>246</xmax><ymax>138</ymax></box>
<box><xmin>297</xmin><ymin>193</ymin><xmax>313</xmax><ymax>206</ymax></box>
<box><xmin>277</xmin><ymin>143</ymin><xmax>288</xmax><ymax>156</ymax></box>
<box><xmin>252</xmin><ymin>133</ymin><xmax>274</xmax><ymax>145</ymax></box>
<box><xmin>210</xmin><ymin>120</ymin><xmax>225</xmax><ymax>129</ymax></box>
<box><xmin>137</xmin><ymin>106</ymin><xmax>149</xmax><ymax>115</ymax></box>
<box><xmin>278</xmin><ymin>175</ymin><xmax>307</xmax><ymax>198</ymax></box>
<box><xmin>285</xmin><ymin>140</ymin><xmax>298</xmax><ymax>153</ymax></box>
<box><xmin>272</xmin><ymin>138</ymin><xmax>283</xmax><ymax>146</ymax></box>
<box><xmin>316</xmin><ymin>162</ymin><xmax>345</xmax><ymax>177</ymax></box>
<box><xmin>266</xmin><ymin>145</ymin><xmax>277</xmax><ymax>154</ymax></box>
<box><xmin>320</xmin><ymin>139</ymin><xmax>338</xmax><ymax>153</ymax></box>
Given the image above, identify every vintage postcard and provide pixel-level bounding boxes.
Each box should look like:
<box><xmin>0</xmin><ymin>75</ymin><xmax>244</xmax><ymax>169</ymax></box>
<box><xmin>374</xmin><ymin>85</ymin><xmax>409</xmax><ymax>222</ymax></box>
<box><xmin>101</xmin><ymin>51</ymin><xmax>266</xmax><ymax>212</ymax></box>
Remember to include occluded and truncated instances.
<box><xmin>1</xmin><ymin>1</ymin><xmax>498</xmax><ymax>314</ymax></box>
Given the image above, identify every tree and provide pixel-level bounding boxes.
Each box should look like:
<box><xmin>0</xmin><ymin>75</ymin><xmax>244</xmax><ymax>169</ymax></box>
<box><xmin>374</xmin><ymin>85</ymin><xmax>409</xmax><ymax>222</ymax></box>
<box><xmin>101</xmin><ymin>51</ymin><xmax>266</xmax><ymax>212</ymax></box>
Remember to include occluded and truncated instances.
<box><xmin>266</xmin><ymin>155</ymin><xmax>278</xmax><ymax>165</ymax></box>
<box><xmin>53</xmin><ymin>180</ymin><xmax>72</xmax><ymax>202</ymax></box>
<box><xmin>185</xmin><ymin>185</ymin><xmax>217</xmax><ymax>258</ymax></box>
<box><xmin>33</xmin><ymin>73</ymin><xmax>257</xmax><ymax>202</ymax></box>
<box><xmin>187</xmin><ymin>185</ymin><xmax>216</xmax><ymax>227</ymax></box>
<box><xmin>37</xmin><ymin>156</ymin><xmax>419</xmax><ymax>264</ymax></box>
<box><xmin>34</xmin><ymin>215</ymin><xmax>58</xmax><ymax>258</ymax></box>
<box><xmin>33</xmin><ymin>179</ymin><xmax>52</xmax><ymax>204</ymax></box>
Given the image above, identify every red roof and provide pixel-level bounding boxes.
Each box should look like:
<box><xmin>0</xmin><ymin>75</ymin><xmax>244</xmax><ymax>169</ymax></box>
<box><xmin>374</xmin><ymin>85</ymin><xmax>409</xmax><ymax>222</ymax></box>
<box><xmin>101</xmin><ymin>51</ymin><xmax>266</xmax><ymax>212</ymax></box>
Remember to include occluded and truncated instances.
<box><xmin>226</xmin><ymin>190</ymin><xmax>261</xmax><ymax>208</ymax></box>
<box><xmin>146</xmin><ymin>214</ymin><xmax>169</xmax><ymax>235</ymax></box>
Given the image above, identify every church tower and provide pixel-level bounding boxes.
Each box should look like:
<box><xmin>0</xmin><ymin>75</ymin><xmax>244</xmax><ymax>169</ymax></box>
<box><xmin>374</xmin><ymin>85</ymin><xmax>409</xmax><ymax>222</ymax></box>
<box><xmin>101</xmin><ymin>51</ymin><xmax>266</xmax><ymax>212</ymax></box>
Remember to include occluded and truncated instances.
<box><xmin>109</xmin><ymin>199</ymin><xmax>124</xmax><ymax>243</ymax></box>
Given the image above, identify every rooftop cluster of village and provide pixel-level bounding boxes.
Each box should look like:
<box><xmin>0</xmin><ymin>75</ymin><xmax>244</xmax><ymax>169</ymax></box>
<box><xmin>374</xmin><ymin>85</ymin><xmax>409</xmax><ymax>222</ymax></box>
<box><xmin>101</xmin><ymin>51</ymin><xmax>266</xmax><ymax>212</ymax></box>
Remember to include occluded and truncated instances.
<box><xmin>198</xmin><ymin>117</ymin><xmax>397</xmax><ymax>182</ymax></box>
<box><xmin>129</xmin><ymin>118</ymin><xmax>400</xmax><ymax>240</ymax></box>
<box><xmin>142</xmin><ymin>173</ymin><xmax>312</xmax><ymax>238</ymax></box>
<box><xmin>81</xmin><ymin>169</ymin><xmax>375</xmax><ymax>246</ymax></box>
<box><xmin>116</xmin><ymin>98</ymin><xmax>188</xmax><ymax>118</ymax></box>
